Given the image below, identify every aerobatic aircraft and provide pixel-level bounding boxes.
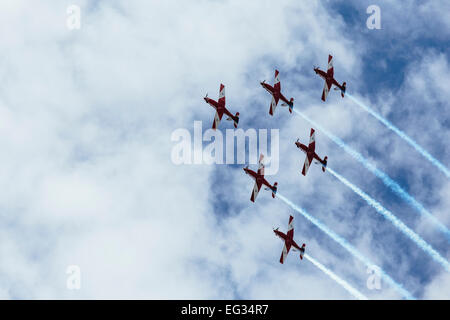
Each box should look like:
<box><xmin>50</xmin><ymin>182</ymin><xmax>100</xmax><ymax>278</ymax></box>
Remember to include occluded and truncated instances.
<box><xmin>314</xmin><ymin>55</ymin><xmax>347</xmax><ymax>101</ymax></box>
<box><xmin>273</xmin><ymin>215</ymin><xmax>306</xmax><ymax>264</ymax></box>
<box><xmin>243</xmin><ymin>154</ymin><xmax>278</xmax><ymax>202</ymax></box>
<box><xmin>260</xmin><ymin>70</ymin><xmax>294</xmax><ymax>115</ymax></box>
<box><xmin>295</xmin><ymin>128</ymin><xmax>328</xmax><ymax>176</ymax></box>
<box><xmin>204</xmin><ymin>84</ymin><xmax>240</xmax><ymax>130</ymax></box>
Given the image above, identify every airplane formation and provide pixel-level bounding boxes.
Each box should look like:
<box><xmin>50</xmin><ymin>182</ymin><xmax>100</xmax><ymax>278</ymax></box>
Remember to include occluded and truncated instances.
<box><xmin>203</xmin><ymin>54</ymin><xmax>346</xmax><ymax>264</ymax></box>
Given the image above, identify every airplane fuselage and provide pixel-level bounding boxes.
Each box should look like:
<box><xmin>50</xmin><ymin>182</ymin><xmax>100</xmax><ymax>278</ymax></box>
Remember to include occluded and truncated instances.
<box><xmin>296</xmin><ymin>142</ymin><xmax>309</xmax><ymax>154</ymax></box>
<box><xmin>260</xmin><ymin>82</ymin><xmax>291</xmax><ymax>105</ymax></box>
<box><xmin>205</xmin><ymin>97</ymin><xmax>222</xmax><ymax>111</ymax></box>
<box><xmin>314</xmin><ymin>68</ymin><xmax>345</xmax><ymax>92</ymax></box>
<box><xmin>274</xmin><ymin>230</ymin><xmax>302</xmax><ymax>251</ymax></box>
<box><xmin>295</xmin><ymin>141</ymin><xmax>325</xmax><ymax>164</ymax></box>
<box><xmin>314</xmin><ymin>68</ymin><xmax>329</xmax><ymax>80</ymax></box>
<box><xmin>243</xmin><ymin>167</ymin><xmax>273</xmax><ymax>190</ymax></box>
<box><xmin>204</xmin><ymin>97</ymin><xmax>234</xmax><ymax>118</ymax></box>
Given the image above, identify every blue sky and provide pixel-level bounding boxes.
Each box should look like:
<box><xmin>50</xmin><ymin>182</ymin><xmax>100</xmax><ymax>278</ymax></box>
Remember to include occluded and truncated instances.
<box><xmin>0</xmin><ymin>0</ymin><xmax>448</xmax><ymax>299</ymax></box>
<box><xmin>204</xmin><ymin>0</ymin><xmax>450</xmax><ymax>299</ymax></box>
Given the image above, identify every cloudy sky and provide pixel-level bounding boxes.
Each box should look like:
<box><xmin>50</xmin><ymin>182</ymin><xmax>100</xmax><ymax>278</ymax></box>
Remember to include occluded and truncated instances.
<box><xmin>0</xmin><ymin>0</ymin><xmax>449</xmax><ymax>299</ymax></box>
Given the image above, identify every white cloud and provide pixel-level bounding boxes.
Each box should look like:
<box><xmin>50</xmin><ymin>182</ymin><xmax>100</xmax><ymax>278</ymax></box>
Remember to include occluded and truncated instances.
<box><xmin>423</xmin><ymin>271</ymin><xmax>450</xmax><ymax>299</ymax></box>
<box><xmin>0</xmin><ymin>0</ymin><xmax>447</xmax><ymax>300</ymax></box>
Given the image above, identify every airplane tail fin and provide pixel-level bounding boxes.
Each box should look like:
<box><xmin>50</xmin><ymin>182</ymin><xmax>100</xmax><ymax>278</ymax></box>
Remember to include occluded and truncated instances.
<box><xmin>322</xmin><ymin>156</ymin><xmax>328</xmax><ymax>172</ymax></box>
<box><xmin>272</xmin><ymin>182</ymin><xmax>278</xmax><ymax>198</ymax></box>
<box><xmin>300</xmin><ymin>244</ymin><xmax>306</xmax><ymax>260</ymax></box>
<box><xmin>341</xmin><ymin>82</ymin><xmax>346</xmax><ymax>97</ymax></box>
<box><xmin>234</xmin><ymin>112</ymin><xmax>240</xmax><ymax>128</ymax></box>
<box><xmin>226</xmin><ymin>112</ymin><xmax>240</xmax><ymax>128</ymax></box>
<box><xmin>282</xmin><ymin>98</ymin><xmax>294</xmax><ymax>113</ymax></box>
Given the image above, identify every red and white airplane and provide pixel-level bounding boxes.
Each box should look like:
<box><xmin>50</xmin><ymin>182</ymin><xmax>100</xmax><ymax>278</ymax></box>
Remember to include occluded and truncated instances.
<box><xmin>295</xmin><ymin>128</ymin><xmax>328</xmax><ymax>176</ymax></box>
<box><xmin>314</xmin><ymin>55</ymin><xmax>346</xmax><ymax>102</ymax></box>
<box><xmin>204</xmin><ymin>84</ymin><xmax>240</xmax><ymax>130</ymax></box>
<box><xmin>260</xmin><ymin>70</ymin><xmax>294</xmax><ymax>115</ymax></box>
<box><xmin>243</xmin><ymin>154</ymin><xmax>278</xmax><ymax>202</ymax></box>
<box><xmin>274</xmin><ymin>215</ymin><xmax>306</xmax><ymax>264</ymax></box>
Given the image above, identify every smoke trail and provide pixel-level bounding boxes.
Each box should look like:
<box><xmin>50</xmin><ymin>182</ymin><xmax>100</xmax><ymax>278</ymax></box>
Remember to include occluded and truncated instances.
<box><xmin>276</xmin><ymin>193</ymin><xmax>415</xmax><ymax>300</ymax></box>
<box><xmin>303</xmin><ymin>253</ymin><xmax>369</xmax><ymax>300</ymax></box>
<box><xmin>346</xmin><ymin>93</ymin><xmax>450</xmax><ymax>179</ymax></box>
<box><xmin>293</xmin><ymin>109</ymin><xmax>450</xmax><ymax>240</ymax></box>
<box><xmin>327</xmin><ymin>167</ymin><xmax>450</xmax><ymax>272</ymax></box>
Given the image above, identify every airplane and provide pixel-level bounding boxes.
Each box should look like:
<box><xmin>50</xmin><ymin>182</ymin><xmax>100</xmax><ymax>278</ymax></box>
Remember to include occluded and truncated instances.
<box><xmin>273</xmin><ymin>215</ymin><xmax>306</xmax><ymax>264</ymax></box>
<box><xmin>204</xmin><ymin>83</ymin><xmax>240</xmax><ymax>130</ymax></box>
<box><xmin>260</xmin><ymin>70</ymin><xmax>294</xmax><ymax>115</ymax></box>
<box><xmin>314</xmin><ymin>54</ymin><xmax>347</xmax><ymax>101</ymax></box>
<box><xmin>295</xmin><ymin>128</ymin><xmax>328</xmax><ymax>176</ymax></box>
<box><xmin>243</xmin><ymin>154</ymin><xmax>278</xmax><ymax>202</ymax></box>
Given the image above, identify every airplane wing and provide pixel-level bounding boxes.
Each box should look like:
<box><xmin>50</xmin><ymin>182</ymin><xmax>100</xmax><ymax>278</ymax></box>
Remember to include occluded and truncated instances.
<box><xmin>286</xmin><ymin>215</ymin><xmax>294</xmax><ymax>238</ymax></box>
<box><xmin>274</xmin><ymin>70</ymin><xmax>281</xmax><ymax>92</ymax></box>
<box><xmin>302</xmin><ymin>152</ymin><xmax>314</xmax><ymax>176</ymax></box>
<box><xmin>212</xmin><ymin>109</ymin><xmax>224</xmax><ymax>130</ymax></box>
<box><xmin>218</xmin><ymin>83</ymin><xmax>226</xmax><ymax>106</ymax></box>
<box><xmin>327</xmin><ymin>55</ymin><xmax>334</xmax><ymax>78</ymax></box>
<box><xmin>269</xmin><ymin>95</ymin><xmax>280</xmax><ymax>116</ymax></box>
<box><xmin>308</xmin><ymin>128</ymin><xmax>316</xmax><ymax>153</ymax></box>
<box><xmin>280</xmin><ymin>242</ymin><xmax>291</xmax><ymax>264</ymax></box>
<box><xmin>257</xmin><ymin>154</ymin><xmax>265</xmax><ymax>176</ymax></box>
<box><xmin>321</xmin><ymin>79</ymin><xmax>332</xmax><ymax>101</ymax></box>
<box><xmin>250</xmin><ymin>180</ymin><xmax>262</xmax><ymax>202</ymax></box>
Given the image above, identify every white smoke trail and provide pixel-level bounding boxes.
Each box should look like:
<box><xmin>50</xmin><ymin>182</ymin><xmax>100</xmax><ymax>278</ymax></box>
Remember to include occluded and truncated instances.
<box><xmin>327</xmin><ymin>167</ymin><xmax>450</xmax><ymax>272</ymax></box>
<box><xmin>276</xmin><ymin>193</ymin><xmax>415</xmax><ymax>300</ymax></box>
<box><xmin>346</xmin><ymin>93</ymin><xmax>450</xmax><ymax>179</ymax></box>
<box><xmin>293</xmin><ymin>109</ymin><xmax>450</xmax><ymax>240</ymax></box>
<box><xmin>303</xmin><ymin>253</ymin><xmax>369</xmax><ymax>300</ymax></box>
